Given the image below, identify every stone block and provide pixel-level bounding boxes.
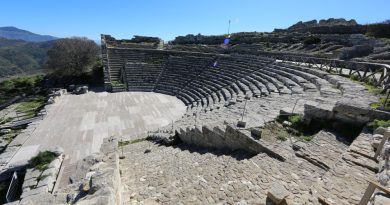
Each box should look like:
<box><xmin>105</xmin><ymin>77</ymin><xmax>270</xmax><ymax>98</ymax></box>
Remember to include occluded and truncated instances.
<box><xmin>237</xmin><ymin>121</ymin><xmax>246</xmax><ymax>128</ymax></box>
<box><xmin>374</xmin><ymin>127</ymin><xmax>388</xmax><ymax>135</ymax></box>
<box><xmin>41</xmin><ymin>167</ymin><xmax>57</xmax><ymax>177</ymax></box>
<box><xmin>267</xmin><ymin>183</ymin><xmax>290</xmax><ymax>204</ymax></box>
<box><xmin>282</xmin><ymin>121</ymin><xmax>292</xmax><ymax>127</ymax></box>
<box><xmin>20</xmin><ymin>186</ymin><xmax>48</xmax><ymax>199</ymax></box>
<box><xmin>48</xmin><ymin>159</ymin><xmax>61</xmax><ymax>170</ymax></box>
<box><xmin>22</xmin><ymin>178</ymin><xmax>38</xmax><ymax>189</ymax></box>
<box><xmin>372</xmin><ymin>134</ymin><xmax>383</xmax><ymax>149</ymax></box>
<box><xmin>0</xmin><ymin>129</ymin><xmax>12</xmax><ymax>134</ymax></box>
<box><xmin>36</xmin><ymin>175</ymin><xmax>55</xmax><ymax>191</ymax></box>
<box><xmin>374</xmin><ymin>194</ymin><xmax>390</xmax><ymax>205</ymax></box>
<box><xmin>250</xmin><ymin>128</ymin><xmax>262</xmax><ymax>139</ymax></box>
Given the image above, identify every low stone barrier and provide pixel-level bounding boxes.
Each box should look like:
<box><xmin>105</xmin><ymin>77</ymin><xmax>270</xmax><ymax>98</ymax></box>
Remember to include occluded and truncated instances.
<box><xmin>176</xmin><ymin>124</ymin><xmax>286</xmax><ymax>161</ymax></box>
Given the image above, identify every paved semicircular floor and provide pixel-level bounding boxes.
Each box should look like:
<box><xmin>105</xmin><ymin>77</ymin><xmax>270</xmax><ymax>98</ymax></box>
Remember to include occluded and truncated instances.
<box><xmin>8</xmin><ymin>91</ymin><xmax>186</xmax><ymax>166</ymax></box>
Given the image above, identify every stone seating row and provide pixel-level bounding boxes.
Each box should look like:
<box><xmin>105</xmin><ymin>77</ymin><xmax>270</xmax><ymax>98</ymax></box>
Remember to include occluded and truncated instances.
<box><xmin>108</xmin><ymin>50</ymin><xmax>349</xmax><ymax>112</ymax></box>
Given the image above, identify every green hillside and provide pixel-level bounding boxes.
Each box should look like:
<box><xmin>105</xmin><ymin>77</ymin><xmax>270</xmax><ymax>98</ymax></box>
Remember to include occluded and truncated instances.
<box><xmin>0</xmin><ymin>38</ymin><xmax>54</xmax><ymax>78</ymax></box>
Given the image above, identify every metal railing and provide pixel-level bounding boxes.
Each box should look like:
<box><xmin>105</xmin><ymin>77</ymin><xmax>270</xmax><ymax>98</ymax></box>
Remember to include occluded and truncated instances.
<box><xmin>6</xmin><ymin>172</ymin><xmax>19</xmax><ymax>203</ymax></box>
<box><xmin>258</xmin><ymin>52</ymin><xmax>390</xmax><ymax>91</ymax></box>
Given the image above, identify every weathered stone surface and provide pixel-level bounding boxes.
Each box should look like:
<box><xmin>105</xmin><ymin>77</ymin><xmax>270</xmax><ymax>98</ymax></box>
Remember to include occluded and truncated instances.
<box><xmin>22</xmin><ymin>178</ymin><xmax>38</xmax><ymax>189</ymax></box>
<box><xmin>267</xmin><ymin>183</ymin><xmax>290</xmax><ymax>204</ymax></box>
<box><xmin>20</xmin><ymin>192</ymin><xmax>66</xmax><ymax>205</ymax></box>
<box><xmin>374</xmin><ymin>194</ymin><xmax>390</xmax><ymax>205</ymax></box>
<box><xmin>20</xmin><ymin>186</ymin><xmax>48</xmax><ymax>199</ymax></box>
<box><xmin>41</xmin><ymin>167</ymin><xmax>57</xmax><ymax>177</ymax></box>
<box><xmin>24</xmin><ymin>168</ymin><xmax>41</xmax><ymax>181</ymax></box>
<box><xmin>48</xmin><ymin>158</ymin><xmax>61</xmax><ymax>170</ymax></box>
<box><xmin>250</xmin><ymin>128</ymin><xmax>262</xmax><ymax>139</ymax></box>
<box><xmin>36</xmin><ymin>175</ymin><xmax>55</xmax><ymax>191</ymax></box>
<box><xmin>377</xmin><ymin>169</ymin><xmax>390</xmax><ymax>186</ymax></box>
<box><xmin>282</xmin><ymin>121</ymin><xmax>292</xmax><ymax>127</ymax></box>
<box><xmin>372</xmin><ymin>134</ymin><xmax>383</xmax><ymax>149</ymax></box>
<box><xmin>374</xmin><ymin>127</ymin><xmax>388</xmax><ymax>135</ymax></box>
<box><xmin>0</xmin><ymin>129</ymin><xmax>12</xmax><ymax>134</ymax></box>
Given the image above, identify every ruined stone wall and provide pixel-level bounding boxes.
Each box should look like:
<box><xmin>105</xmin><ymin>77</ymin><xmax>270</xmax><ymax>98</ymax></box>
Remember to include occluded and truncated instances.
<box><xmin>176</xmin><ymin>124</ymin><xmax>285</xmax><ymax>161</ymax></box>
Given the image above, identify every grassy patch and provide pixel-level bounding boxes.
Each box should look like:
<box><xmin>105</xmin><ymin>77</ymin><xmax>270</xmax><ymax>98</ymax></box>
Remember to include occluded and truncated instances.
<box><xmin>370</xmin><ymin>96</ymin><xmax>390</xmax><ymax>109</ymax></box>
<box><xmin>118</xmin><ymin>138</ymin><xmax>146</xmax><ymax>147</ymax></box>
<box><xmin>349</xmin><ymin>74</ymin><xmax>360</xmax><ymax>82</ymax></box>
<box><xmin>365</xmin><ymin>84</ymin><xmax>383</xmax><ymax>95</ymax></box>
<box><xmin>367</xmin><ymin>119</ymin><xmax>390</xmax><ymax>132</ymax></box>
<box><xmin>0</xmin><ymin>117</ymin><xmax>13</xmax><ymax>125</ymax></box>
<box><xmin>0</xmin><ymin>75</ymin><xmax>44</xmax><ymax>97</ymax></box>
<box><xmin>111</xmin><ymin>81</ymin><xmax>124</xmax><ymax>86</ymax></box>
<box><xmin>15</xmin><ymin>95</ymin><xmax>46</xmax><ymax>113</ymax></box>
<box><xmin>261</xmin><ymin>122</ymin><xmax>290</xmax><ymax>142</ymax></box>
<box><xmin>29</xmin><ymin>151</ymin><xmax>57</xmax><ymax>171</ymax></box>
<box><xmin>348</xmin><ymin>74</ymin><xmax>389</xmax><ymax>109</ymax></box>
<box><xmin>275</xmin><ymin>114</ymin><xmax>323</xmax><ymax>141</ymax></box>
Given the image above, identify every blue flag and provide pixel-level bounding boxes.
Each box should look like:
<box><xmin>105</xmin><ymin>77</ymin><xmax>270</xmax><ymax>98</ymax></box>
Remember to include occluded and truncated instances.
<box><xmin>224</xmin><ymin>38</ymin><xmax>230</xmax><ymax>45</ymax></box>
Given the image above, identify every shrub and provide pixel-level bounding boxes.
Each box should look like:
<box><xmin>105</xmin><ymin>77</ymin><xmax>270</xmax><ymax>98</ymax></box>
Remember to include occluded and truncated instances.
<box><xmin>118</xmin><ymin>138</ymin><xmax>146</xmax><ymax>147</ymax></box>
<box><xmin>349</xmin><ymin>74</ymin><xmax>359</xmax><ymax>81</ymax></box>
<box><xmin>16</xmin><ymin>95</ymin><xmax>46</xmax><ymax>113</ymax></box>
<box><xmin>366</xmin><ymin>23</ymin><xmax>390</xmax><ymax>38</ymax></box>
<box><xmin>288</xmin><ymin>114</ymin><xmax>303</xmax><ymax>128</ymax></box>
<box><xmin>370</xmin><ymin>97</ymin><xmax>390</xmax><ymax>109</ymax></box>
<box><xmin>339</xmin><ymin>45</ymin><xmax>374</xmax><ymax>60</ymax></box>
<box><xmin>29</xmin><ymin>151</ymin><xmax>57</xmax><ymax>171</ymax></box>
<box><xmin>304</xmin><ymin>36</ymin><xmax>321</xmax><ymax>45</ymax></box>
<box><xmin>367</xmin><ymin>120</ymin><xmax>390</xmax><ymax>132</ymax></box>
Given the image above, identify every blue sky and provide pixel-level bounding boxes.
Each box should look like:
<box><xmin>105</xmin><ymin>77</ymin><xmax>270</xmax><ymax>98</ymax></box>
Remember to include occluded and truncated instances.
<box><xmin>0</xmin><ymin>0</ymin><xmax>389</xmax><ymax>41</ymax></box>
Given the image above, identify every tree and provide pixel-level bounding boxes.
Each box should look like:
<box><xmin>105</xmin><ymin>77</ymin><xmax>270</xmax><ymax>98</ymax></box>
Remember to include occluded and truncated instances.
<box><xmin>47</xmin><ymin>37</ymin><xmax>99</xmax><ymax>76</ymax></box>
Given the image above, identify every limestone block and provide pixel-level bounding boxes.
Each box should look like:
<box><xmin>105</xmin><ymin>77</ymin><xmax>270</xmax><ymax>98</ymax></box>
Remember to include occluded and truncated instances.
<box><xmin>90</xmin><ymin>162</ymin><xmax>105</xmax><ymax>171</ymax></box>
<box><xmin>374</xmin><ymin>194</ymin><xmax>390</xmax><ymax>205</ymax></box>
<box><xmin>20</xmin><ymin>192</ymin><xmax>65</xmax><ymax>205</ymax></box>
<box><xmin>36</xmin><ymin>175</ymin><xmax>55</xmax><ymax>191</ymax></box>
<box><xmin>3</xmin><ymin>200</ymin><xmax>20</xmax><ymax>205</ymax></box>
<box><xmin>48</xmin><ymin>159</ymin><xmax>61</xmax><ymax>170</ymax></box>
<box><xmin>0</xmin><ymin>129</ymin><xmax>12</xmax><ymax>134</ymax></box>
<box><xmin>47</xmin><ymin>97</ymin><xmax>55</xmax><ymax>104</ymax></box>
<box><xmin>372</xmin><ymin>134</ymin><xmax>384</xmax><ymax>149</ymax></box>
<box><xmin>22</xmin><ymin>178</ymin><xmax>38</xmax><ymax>189</ymax></box>
<box><xmin>292</xmin><ymin>141</ymin><xmax>306</xmax><ymax>151</ymax></box>
<box><xmin>374</xmin><ymin>127</ymin><xmax>388</xmax><ymax>135</ymax></box>
<box><xmin>377</xmin><ymin>169</ymin><xmax>390</xmax><ymax>186</ymax></box>
<box><xmin>20</xmin><ymin>186</ymin><xmax>48</xmax><ymax>199</ymax></box>
<box><xmin>237</xmin><ymin>121</ymin><xmax>246</xmax><ymax>128</ymax></box>
<box><xmin>282</xmin><ymin>121</ymin><xmax>292</xmax><ymax>127</ymax></box>
<box><xmin>250</xmin><ymin>128</ymin><xmax>262</xmax><ymax>139</ymax></box>
<box><xmin>228</xmin><ymin>100</ymin><xmax>236</xmax><ymax>106</ymax></box>
<box><xmin>41</xmin><ymin>167</ymin><xmax>57</xmax><ymax>177</ymax></box>
<box><xmin>267</xmin><ymin>183</ymin><xmax>290</xmax><ymax>204</ymax></box>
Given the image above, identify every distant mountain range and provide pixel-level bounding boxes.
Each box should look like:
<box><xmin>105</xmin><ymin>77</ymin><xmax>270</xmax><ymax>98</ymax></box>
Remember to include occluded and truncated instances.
<box><xmin>0</xmin><ymin>26</ymin><xmax>58</xmax><ymax>42</ymax></box>
<box><xmin>0</xmin><ymin>27</ymin><xmax>59</xmax><ymax>78</ymax></box>
<box><xmin>0</xmin><ymin>37</ymin><xmax>55</xmax><ymax>78</ymax></box>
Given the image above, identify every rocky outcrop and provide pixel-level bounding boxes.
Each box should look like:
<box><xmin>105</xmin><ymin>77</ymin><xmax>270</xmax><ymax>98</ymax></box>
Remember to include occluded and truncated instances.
<box><xmin>288</xmin><ymin>18</ymin><xmax>359</xmax><ymax>29</ymax></box>
<box><xmin>8</xmin><ymin>137</ymin><xmax>122</xmax><ymax>205</ymax></box>
<box><xmin>282</xmin><ymin>18</ymin><xmax>366</xmax><ymax>34</ymax></box>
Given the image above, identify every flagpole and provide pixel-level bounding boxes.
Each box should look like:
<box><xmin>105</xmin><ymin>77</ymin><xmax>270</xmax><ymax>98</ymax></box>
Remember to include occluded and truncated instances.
<box><xmin>228</xmin><ymin>20</ymin><xmax>231</xmax><ymax>35</ymax></box>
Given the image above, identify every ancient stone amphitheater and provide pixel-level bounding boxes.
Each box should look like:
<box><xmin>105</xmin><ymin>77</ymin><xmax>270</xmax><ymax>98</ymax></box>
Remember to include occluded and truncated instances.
<box><xmin>4</xmin><ymin>29</ymin><xmax>390</xmax><ymax>204</ymax></box>
<box><xmin>95</xmin><ymin>34</ymin><xmax>390</xmax><ymax>204</ymax></box>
